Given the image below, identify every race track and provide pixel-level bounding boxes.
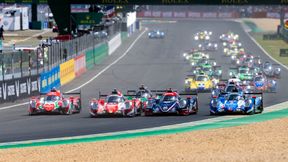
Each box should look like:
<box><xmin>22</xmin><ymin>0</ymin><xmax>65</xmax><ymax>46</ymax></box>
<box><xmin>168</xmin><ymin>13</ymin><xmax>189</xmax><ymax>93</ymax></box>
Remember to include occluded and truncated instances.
<box><xmin>0</xmin><ymin>20</ymin><xmax>287</xmax><ymax>143</ymax></box>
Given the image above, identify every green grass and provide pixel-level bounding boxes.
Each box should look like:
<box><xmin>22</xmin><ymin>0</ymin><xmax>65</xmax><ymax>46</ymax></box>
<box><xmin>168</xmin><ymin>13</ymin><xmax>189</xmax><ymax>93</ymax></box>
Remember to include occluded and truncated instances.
<box><xmin>251</xmin><ymin>32</ymin><xmax>288</xmax><ymax>66</ymax></box>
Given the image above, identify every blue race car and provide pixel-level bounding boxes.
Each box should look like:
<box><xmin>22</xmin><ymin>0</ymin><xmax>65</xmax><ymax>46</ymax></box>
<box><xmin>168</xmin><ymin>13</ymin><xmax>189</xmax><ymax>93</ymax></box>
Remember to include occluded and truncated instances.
<box><xmin>252</xmin><ymin>75</ymin><xmax>277</xmax><ymax>93</ymax></box>
<box><xmin>148</xmin><ymin>30</ymin><xmax>165</xmax><ymax>39</ymax></box>
<box><xmin>144</xmin><ymin>90</ymin><xmax>198</xmax><ymax>116</ymax></box>
<box><xmin>210</xmin><ymin>92</ymin><xmax>263</xmax><ymax>115</ymax></box>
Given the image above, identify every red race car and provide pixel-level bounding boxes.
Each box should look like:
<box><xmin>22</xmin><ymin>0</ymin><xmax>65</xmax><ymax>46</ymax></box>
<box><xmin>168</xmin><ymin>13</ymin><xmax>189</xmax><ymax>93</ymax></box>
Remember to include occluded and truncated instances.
<box><xmin>89</xmin><ymin>89</ymin><xmax>142</xmax><ymax>117</ymax></box>
<box><xmin>28</xmin><ymin>88</ymin><xmax>81</xmax><ymax>115</ymax></box>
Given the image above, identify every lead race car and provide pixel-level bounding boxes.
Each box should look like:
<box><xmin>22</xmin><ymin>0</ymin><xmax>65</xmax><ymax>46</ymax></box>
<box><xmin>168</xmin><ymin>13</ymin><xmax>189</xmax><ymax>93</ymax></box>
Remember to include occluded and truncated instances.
<box><xmin>148</xmin><ymin>30</ymin><xmax>165</xmax><ymax>39</ymax></box>
<box><xmin>89</xmin><ymin>89</ymin><xmax>142</xmax><ymax>117</ymax></box>
<box><xmin>144</xmin><ymin>89</ymin><xmax>198</xmax><ymax>116</ymax></box>
<box><xmin>210</xmin><ymin>92</ymin><xmax>263</xmax><ymax>115</ymax></box>
<box><xmin>28</xmin><ymin>88</ymin><xmax>82</xmax><ymax>115</ymax></box>
<box><xmin>194</xmin><ymin>31</ymin><xmax>212</xmax><ymax>41</ymax></box>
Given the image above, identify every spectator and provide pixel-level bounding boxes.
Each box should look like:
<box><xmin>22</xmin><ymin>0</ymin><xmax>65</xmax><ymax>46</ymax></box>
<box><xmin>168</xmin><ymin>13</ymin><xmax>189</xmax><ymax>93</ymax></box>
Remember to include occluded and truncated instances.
<box><xmin>0</xmin><ymin>25</ymin><xmax>4</xmax><ymax>40</ymax></box>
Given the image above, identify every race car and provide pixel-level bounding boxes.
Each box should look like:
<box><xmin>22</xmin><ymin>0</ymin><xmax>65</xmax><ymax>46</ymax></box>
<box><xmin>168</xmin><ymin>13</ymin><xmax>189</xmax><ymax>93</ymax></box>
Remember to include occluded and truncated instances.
<box><xmin>126</xmin><ymin>85</ymin><xmax>153</xmax><ymax>111</ymax></box>
<box><xmin>194</xmin><ymin>31</ymin><xmax>212</xmax><ymax>41</ymax></box>
<box><xmin>28</xmin><ymin>88</ymin><xmax>81</xmax><ymax>115</ymax></box>
<box><xmin>210</xmin><ymin>92</ymin><xmax>263</xmax><ymax>115</ymax></box>
<box><xmin>89</xmin><ymin>89</ymin><xmax>142</xmax><ymax>117</ymax></box>
<box><xmin>185</xmin><ymin>73</ymin><xmax>213</xmax><ymax>92</ymax></box>
<box><xmin>192</xmin><ymin>63</ymin><xmax>222</xmax><ymax>79</ymax></box>
<box><xmin>220</xmin><ymin>32</ymin><xmax>239</xmax><ymax>42</ymax></box>
<box><xmin>252</xmin><ymin>74</ymin><xmax>277</xmax><ymax>92</ymax></box>
<box><xmin>183</xmin><ymin>51</ymin><xmax>209</xmax><ymax>66</ymax></box>
<box><xmin>144</xmin><ymin>89</ymin><xmax>198</xmax><ymax>116</ymax></box>
<box><xmin>148</xmin><ymin>30</ymin><xmax>165</xmax><ymax>39</ymax></box>
<box><xmin>198</xmin><ymin>41</ymin><xmax>218</xmax><ymax>51</ymax></box>
<box><xmin>262</xmin><ymin>61</ymin><xmax>281</xmax><ymax>78</ymax></box>
<box><xmin>229</xmin><ymin>66</ymin><xmax>254</xmax><ymax>81</ymax></box>
<box><xmin>224</xmin><ymin>45</ymin><xmax>245</xmax><ymax>57</ymax></box>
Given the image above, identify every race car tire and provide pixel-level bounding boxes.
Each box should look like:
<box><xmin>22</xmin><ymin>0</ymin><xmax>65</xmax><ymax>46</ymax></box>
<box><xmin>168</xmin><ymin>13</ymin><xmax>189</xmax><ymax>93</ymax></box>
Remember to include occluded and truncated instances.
<box><xmin>63</xmin><ymin>106</ymin><xmax>73</xmax><ymax>115</ymax></box>
<box><xmin>247</xmin><ymin>106</ymin><xmax>255</xmax><ymax>115</ymax></box>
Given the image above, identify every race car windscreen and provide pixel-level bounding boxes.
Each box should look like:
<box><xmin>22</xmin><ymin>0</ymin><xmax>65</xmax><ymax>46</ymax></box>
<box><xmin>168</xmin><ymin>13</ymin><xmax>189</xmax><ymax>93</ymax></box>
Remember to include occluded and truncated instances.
<box><xmin>254</xmin><ymin>77</ymin><xmax>265</xmax><ymax>82</ymax></box>
<box><xmin>46</xmin><ymin>95</ymin><xmax>60</xmax><ymax>101</ymax></box>
<box><xmin>161</xmin><ymin>95</ymin><xmax>177</xmax><ymax>102</ymax></box>
<box><xmin>228</xmin><ymin>94</ymin><xmax>241</xmax><ymax>101</ymax></box>
<box><xmin>239</xmin><ymin>69</ymin><xmax>249</xmax><ymax>74</ymax></box>
<box><xmin>196</xmin><ymin>76</ymin><xmax>208</xmax><ymax>81</ymax></box>
<box><xmin>106</xmin><ymin>96</ymin><xmax>122</xmax><ymax>103</ymax></box>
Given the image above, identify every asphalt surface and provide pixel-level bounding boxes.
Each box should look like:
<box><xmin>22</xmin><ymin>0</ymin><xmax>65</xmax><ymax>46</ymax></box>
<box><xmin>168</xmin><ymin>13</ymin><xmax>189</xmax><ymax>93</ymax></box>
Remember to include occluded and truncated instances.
<box><xmin>0</xmin><ymin>20</ymin><xmax>287</xmax><ymax>143</ymax></box>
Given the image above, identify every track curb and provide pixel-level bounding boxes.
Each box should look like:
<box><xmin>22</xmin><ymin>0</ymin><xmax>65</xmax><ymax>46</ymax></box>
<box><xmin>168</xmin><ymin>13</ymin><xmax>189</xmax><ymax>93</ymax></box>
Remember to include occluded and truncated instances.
<box><xmin>0</xmin><ymin>107</ymin><xmax>287</xmax><ymax>149</ymax></box>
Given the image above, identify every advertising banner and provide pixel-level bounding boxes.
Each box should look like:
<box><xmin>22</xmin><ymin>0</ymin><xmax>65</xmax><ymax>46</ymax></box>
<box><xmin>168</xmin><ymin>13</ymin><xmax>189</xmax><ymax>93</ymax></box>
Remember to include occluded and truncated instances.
<box><xmin>187</xmin><ymin>12</ymin><xmax>201</xmax><ymax>18</ymax></box>
<box><xmin>0</xmin><ymin>75</ymin><xmax>39</xmax><ymax>102</ymax></box>
<box><xmin>143</xmin><ymin>11</ymin><xmax>152</xmax><ymax>17</ymax></box>
<box><xmin>74</xmin><ymin>54</ymin><xmax>86</xmax><ymax>77</ymax></box>
<box><xmin>60</xmin><ymin>59</ymin><xmax>75</xmax><ymax>86</ymax></box>
<box><xmin>218</xmin><ymin>12</ymin><xmax>233</xmax><ymax>18</ymax></box>
<box><xmin>40</xmin><ymin>66</ymin><xmax>60</xmax><ymax>93</ymax></box>
<box><xmin>173</xmin><ymin>12</ymin><xmax>186</xmax><ymax>18</ymax></box>
<box><xmin>162</xmin><ymin>12</ymin><xmax>173</xmax><ymax>18</ymax></box>
<box><xmin>152</xmin><ymin>11</ymin><xmax>161</xmax><ymax>18</ymax></box>
<box><xmin>202</xmin><ymin>12</ymin><xmax>217</xmax><ymax>18</ymax></box>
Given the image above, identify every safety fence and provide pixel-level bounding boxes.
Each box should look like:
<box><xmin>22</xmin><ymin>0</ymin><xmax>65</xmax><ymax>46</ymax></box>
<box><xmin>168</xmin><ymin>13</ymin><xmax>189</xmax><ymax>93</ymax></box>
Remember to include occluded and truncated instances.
<box><xmin>0</xmin><ymin>21</ymin><xmax>134</xmax><ymax>102</ymax></box>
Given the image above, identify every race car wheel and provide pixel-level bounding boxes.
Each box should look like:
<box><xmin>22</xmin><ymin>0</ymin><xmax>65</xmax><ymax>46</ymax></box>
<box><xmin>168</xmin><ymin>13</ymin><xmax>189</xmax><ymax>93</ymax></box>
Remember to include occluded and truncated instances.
<box><xmin>247</xmin><ymin>106</ymin><xmax>255</xmax><ymax>115</ymax></box>
<box><xmin>63</xmin><ymin>106</ymin><xmax>73</xmax><ymax>115</ymax></box>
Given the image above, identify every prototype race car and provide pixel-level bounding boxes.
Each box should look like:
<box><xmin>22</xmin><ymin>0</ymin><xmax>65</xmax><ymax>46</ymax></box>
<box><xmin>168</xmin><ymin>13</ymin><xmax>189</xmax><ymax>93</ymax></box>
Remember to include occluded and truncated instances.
<box><xmin>262</xmin><ymin>61</ymin><xmax>281</xmax><ymax>78</ymax></box>
<box><xmin>252</xmin><ymin>74</ymin><xmax>277</xmax><ymax>92</ymax></box>
<box><xmin>144</xmin><ymin>89</ymin><xmax>198</xmax><ymax>116</ymax></box>
<box><xmin>194</xmin><ymin>31</ymin><xmax>212</xmax><ymax>41</ymax></box>
<box><xmin>148</xmin><ymin>30</ymin><xmax>165</xmax><ymax>39</ymax></box>
<box><xmin>198</xmin><ymin>41</ymin><xmax>218</xmax><ymax>51</ymax></box>
<box><xmin>126</xmin><ymin>85</ymin><xmax>153</xmax><ymax>110</ymax></box>
<box><xmin>229</xmin><ymin>66</ymin><xmax>254</xmax><ymax>81</ymax></box>
<box><xmin>185</xmin><ymin>73</ymin><xmax>213</xmax><ymax>92</ymax></box>
<box><xmin>210</xmin><ymin>92</ymin><xmax>263</xmax><ymax>115</ymax></box>
<box><xmin>183</xmin><ymin>51</ymin><xmax>209</xmax><ymax>67</ymax></box>
<box><xmin>28</xmin><ymin>88</ymin><xmax>81</xmax><ymax>115</ymax></box>
<box><xmin>220</xmin><ymin>32</ymin><xmax>239</xmax><ymax>42</ymax></box>
<box><xmin>89</xmin><ymin>89</ymin><xmax>142</xmax><ymax>117</ymax></box>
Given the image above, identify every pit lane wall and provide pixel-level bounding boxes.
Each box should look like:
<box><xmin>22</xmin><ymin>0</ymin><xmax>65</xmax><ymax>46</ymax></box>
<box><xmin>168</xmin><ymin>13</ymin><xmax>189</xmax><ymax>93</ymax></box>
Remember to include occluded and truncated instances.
<box><xmin>40</xmin><ymin>66</ymin><xmax>60</xmax><ymax>94</ymax></box>
<box><xmin>85</xmin><ymin>43</ymin><xmax>108</xmax><ymax>70</ymax></box>
<box><xmin>108</xmin><ymin>33</ymin><xmax>122</xmax><ymax>55</ymax></box>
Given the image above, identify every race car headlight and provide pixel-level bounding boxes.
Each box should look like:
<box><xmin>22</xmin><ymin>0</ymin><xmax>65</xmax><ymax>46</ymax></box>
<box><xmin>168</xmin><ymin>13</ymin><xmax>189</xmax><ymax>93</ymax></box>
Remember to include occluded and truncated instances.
<box><xmin>90</xmin><ymin>102</ymin><xmax>98</xmax><ymax>110</ymax></box>
<box><xmin>183</xmin><ymin>53</ymin><xmax>187</xmax><ymax>57</ymax></box>
<box><xmin>231</xmin><ymin>56</ymin><xmax>236</xmax><ymax>59</ymax></box>
<box><xmin>198</xmin><ymin>44</ymin><xmax>202</xmax><ymax>48</ymax></box>
<box><xmin>238</xmin><ymin>43</ymin><xmax>242</xmax><ymax>47</ymax></box>
<box><xmin>229</xmin><ymin>72</ymin><xmax>233</xmax><ymax>76</ymax></box>
<box><xmin>185</xmin><ymin>80</ymin><xmax>190</xmax><ymax>84</ymax></box>
<box><xmin>223</xmin><ymin>42</ymin><xmax>227</xmax><ymax>46</ymax></box>
<box><xmin>194</xmin><ymin>36</ymin><xmax>199</xmax><ymax>40</ymax></box>
<box><xmin>206</xmin><ymin>55</ymin><xmax>210</xmax><ymax>59</ymax></box>
<box><xmin>205</xmin><ymin>36</ymin><xmax>210</xmax><ymax>40</ymax></box>
<box><xmin>214</xmin><ymin>44</ymin><xmax>218</xmax><ymax>47</ymax></box>
<box><xmin>209</xmin><ymin>31</ymin><xmax>212</xmax><ymax>35</ymax></box>
<box><xmin>269</xmin><ymin>66</ymin><xmax>272</xmax><ymax>70</ymax></box>
<box><xmin>191</xmin><ymin>62</ymin><xmax>195</xmax><ymax>66</ymax></box>
<box><xmin>186</xmin><ymin>56</ymin><xmax>189</xmax><ymax>60</ymax></box>
<box><xmin>148</xmin><ymin>33</ymin><xmax>151</xmax><ymax>36</ymax></box>
<box><xmin>208</xmin><ymin>43</ymin><xmax>212</xmax><ymax>46</ymax></box>
<box><xmin>213</xmin><ymin>62</ymin><xmax>217</xmax><ymax>66</ymax></box>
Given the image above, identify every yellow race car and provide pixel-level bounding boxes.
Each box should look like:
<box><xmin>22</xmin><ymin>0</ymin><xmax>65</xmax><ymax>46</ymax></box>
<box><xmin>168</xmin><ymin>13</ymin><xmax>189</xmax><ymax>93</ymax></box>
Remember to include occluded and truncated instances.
<box><xmin>185</xmin><ymin>73</ymin><xmax>213</xmax><ymax>92</ymax></box>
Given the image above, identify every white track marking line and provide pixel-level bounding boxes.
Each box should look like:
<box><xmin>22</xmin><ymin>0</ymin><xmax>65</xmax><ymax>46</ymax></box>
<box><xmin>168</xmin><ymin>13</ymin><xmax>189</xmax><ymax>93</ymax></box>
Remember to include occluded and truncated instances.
<box><xmin>66</xmin><ymin>29</ymin><xmax>147</xmax><ymax>93</ymax></box>
<box><xmin>0</xmin><ymin>29</ymin><xmax>147</xmax><ymax>110</ymax></box>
